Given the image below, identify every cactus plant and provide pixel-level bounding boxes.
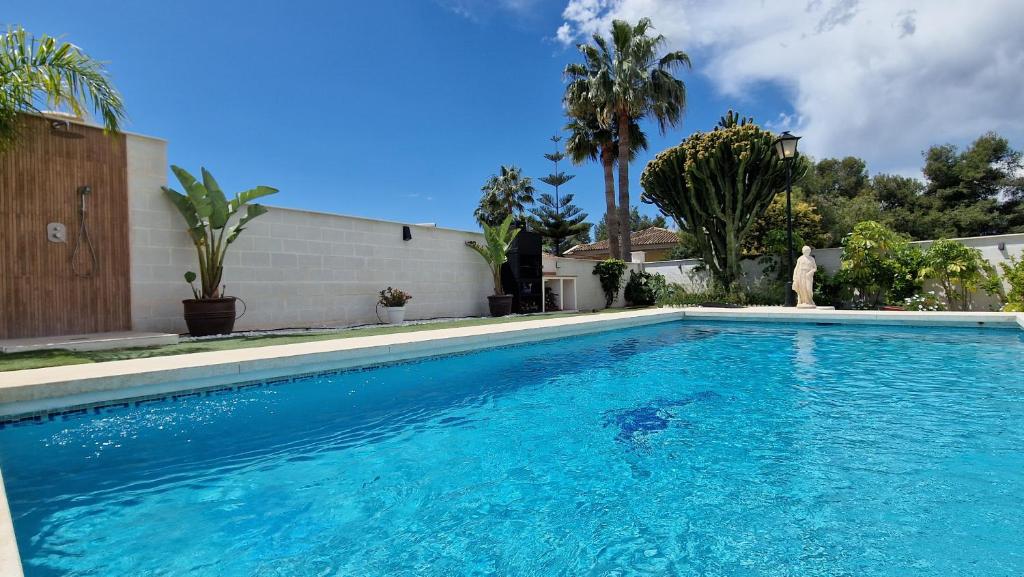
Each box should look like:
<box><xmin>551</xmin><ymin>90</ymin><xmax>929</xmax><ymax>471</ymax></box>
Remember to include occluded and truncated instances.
<box><xmin>641</xmin><ymin>111</ymin><xmax>801</xmax><ymax>290</ymax></box>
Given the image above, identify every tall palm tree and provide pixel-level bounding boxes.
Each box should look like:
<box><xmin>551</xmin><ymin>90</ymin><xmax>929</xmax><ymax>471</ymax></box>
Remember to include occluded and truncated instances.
<box><xmin>474</xmin><ymin>165</ymin><xmax>536</xmax><ymax>227</ymax></box>
<box><xmin>565</xmin><ymin>18</ymin><xmax>689</xmax><ymax>260</ymax></box>
<box><xmin>0</xmin><ymin>26</ymin><xmax>125</xmax><ymax>151</ymax></box>
<box><xmin>564</xmin><ymin>112</ymin><xmax>648</xmax><ymax>260</ymax></box>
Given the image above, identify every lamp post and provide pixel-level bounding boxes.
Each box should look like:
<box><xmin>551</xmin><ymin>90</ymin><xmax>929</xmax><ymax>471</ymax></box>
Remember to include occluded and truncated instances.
<box><xmin>773</xmin><ymin>131</ymin><xmax>801</xmax><ymax>307</ymax></box>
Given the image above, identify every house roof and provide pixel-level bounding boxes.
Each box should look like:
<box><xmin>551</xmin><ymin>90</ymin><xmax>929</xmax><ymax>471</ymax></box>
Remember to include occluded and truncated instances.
<box><xmin>565</xmin><ymin>227</ymin><xmax>679</xmax><ymax>255</ymax></box>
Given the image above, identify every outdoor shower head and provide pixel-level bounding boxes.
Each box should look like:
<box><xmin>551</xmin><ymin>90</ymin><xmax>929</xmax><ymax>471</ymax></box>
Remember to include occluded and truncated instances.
<box><xmin>78</xmin><ymin>185</ymin><xmax>92</xmax><ymax>195</ymax></box>
<box><xmin>50</xmin><ymin>119</ymin><xmax>85</xmax><ymax>139</ymax></box>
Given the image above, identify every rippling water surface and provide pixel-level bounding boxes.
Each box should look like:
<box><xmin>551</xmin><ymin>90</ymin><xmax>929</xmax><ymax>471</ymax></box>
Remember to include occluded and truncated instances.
<box><xmin>1</xmin><ymin>321</ymin><xmax>1023</xmax><ymax>576</ymax></box>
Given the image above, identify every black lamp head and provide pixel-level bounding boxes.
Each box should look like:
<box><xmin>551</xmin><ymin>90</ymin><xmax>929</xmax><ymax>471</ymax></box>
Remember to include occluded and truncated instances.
<box><xmin>774</xmin><ymin>131</ymin><xmax>801</xmax><ymax>160</ymax></box>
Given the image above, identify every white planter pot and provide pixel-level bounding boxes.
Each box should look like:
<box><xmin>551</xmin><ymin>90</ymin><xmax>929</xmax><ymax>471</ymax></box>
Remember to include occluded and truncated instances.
<box><xmin>385</xmin><ymin>306</ymin><xmax>406</xmax><ymax>324</ymax></box>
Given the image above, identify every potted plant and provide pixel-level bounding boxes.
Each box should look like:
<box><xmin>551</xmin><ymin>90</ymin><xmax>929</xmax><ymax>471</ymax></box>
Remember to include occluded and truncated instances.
<box><xmin>163</xmin><ymin>166</ymin><xmax>278</xmax><ymax>336</ymax></box>
<box><xmin>466</xmin><ymin>215</ymin><xmax>520</xmax><ymax>317</ymax></box>
<box><xmin>378</xmin><ymin>287</ymin><xmax>412</xmax><ymax>324</ymax></box>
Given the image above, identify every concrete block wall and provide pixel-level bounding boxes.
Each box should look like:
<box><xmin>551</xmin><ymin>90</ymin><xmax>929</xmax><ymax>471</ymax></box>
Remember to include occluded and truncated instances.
<box><xmin>543</xmin><ymin>255</ymin><xmax>641</xmax><ymax>311</ymax></box>
<box><xmin>126</xmin><ymin>136</ymin><xmax>492</xmax><ymax>333</ymax></box>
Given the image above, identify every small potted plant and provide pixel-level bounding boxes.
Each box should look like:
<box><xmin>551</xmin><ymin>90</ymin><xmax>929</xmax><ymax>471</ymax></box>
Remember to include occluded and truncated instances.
<box><xmin>378</xmin><ymin>287</ymin><xmax>412</xmax><ymax>324</ymax></box>
<box><xmin>163</xmin><ymin>166</ymin><xmax>278</xmax><ymax>336</ymax></box>
<box><xmin>466</xmin><ymin>215</ymin><xmax>520</xmax><ymax>317</ymax></box>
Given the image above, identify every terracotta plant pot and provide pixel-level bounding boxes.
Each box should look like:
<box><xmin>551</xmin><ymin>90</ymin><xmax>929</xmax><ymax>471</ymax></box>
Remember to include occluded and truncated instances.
<box><xmin>183</xmin><ymin>297</ymin><xmax>238</xmax><ymax>337</ymax></box>
<box><xmin>487</xmin><ymin>294</ymin><xmax>514</xmax><ymax>317</ymax></box>
<box><xmin>385</xmin><ymin>306</ymin><xmax>406</xmax><ymax>324</ymax></box>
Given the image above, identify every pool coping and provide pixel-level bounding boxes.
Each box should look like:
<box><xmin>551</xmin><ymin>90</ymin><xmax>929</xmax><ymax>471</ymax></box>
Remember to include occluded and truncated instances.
<box><xmin>681</xmin><ymin>307</ymin><xmax>1024</xmax><ymax>329</ymax></box>
<box><xmin>1</xmin><ymin>308</ymin><xmax>1022</xmax><ymax>419</ymax></box>
<box><xmin>0</xmin><ymin>308</ymin><xmax>684</xmax><ymax>418</ymax></box>
<box><xmin>0</xmin><ymin>306</ymin><xmax>1021</xmax><ymax>576</ymax></box>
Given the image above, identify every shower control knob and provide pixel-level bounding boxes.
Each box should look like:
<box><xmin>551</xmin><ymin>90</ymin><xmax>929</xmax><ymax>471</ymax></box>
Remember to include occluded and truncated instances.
<box><xmin>47</xmin><ymin>222</ymin><xmax>67</xmax><ymax>243</ymax></box>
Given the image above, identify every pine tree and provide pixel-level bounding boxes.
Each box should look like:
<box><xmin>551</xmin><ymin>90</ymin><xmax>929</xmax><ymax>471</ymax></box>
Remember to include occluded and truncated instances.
<box><xmin>530</xmin><ymin>134</ymin><xmax>591</xmax><ymax>255</ymax></box>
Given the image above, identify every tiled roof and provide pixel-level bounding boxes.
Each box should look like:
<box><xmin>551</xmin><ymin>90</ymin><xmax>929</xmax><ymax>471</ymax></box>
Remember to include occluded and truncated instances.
<box><xmin>565</xmin><ymin>227</ymin><xmax>679</xmax><ymax>254</ymax></box>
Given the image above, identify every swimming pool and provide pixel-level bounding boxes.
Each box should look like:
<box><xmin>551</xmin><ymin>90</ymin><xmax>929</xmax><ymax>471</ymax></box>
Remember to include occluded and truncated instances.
<box><xmin>0</xmin><ymin>320</ymin><xmax>1022</xmax><ymax>576</ymax></box>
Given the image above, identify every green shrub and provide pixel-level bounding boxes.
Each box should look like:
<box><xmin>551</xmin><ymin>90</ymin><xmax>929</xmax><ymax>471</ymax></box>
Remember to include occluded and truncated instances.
<box><xmin>999</xmin><ymin>255</ymin><xmax>1024</xmax><ymax>307</ymax></box>
<box><xmin>623</xmin><ymin>270</ymin><xmax>658</xmax><ymax>306</ymax></box>
<box><xmin>744</xmin><ymin>279</ymin><xmax>786</xmax><ymax>305</ymax></box>
<box><xmin>593</xmin><ymin>259</ymin><xmax>628</xmax><ymax>307</ymax></box>
<box><xmin>919</xmin><ymin>239</ymin><xmax>996</xmax><ymax>311</ymax></box>
<box><xmin>840</xmin><ymin>221</ymin><xmax>920</xmax><ymax>306</ymax></box>
<box><xmin>656</xmin><ymin>280</ymin><xmax>782</xmax><ymax>307</ymax></box>
<box><xmin>648</xmin><ymin>273</ymin><xmax>669</xmax><ymax>302</ymax></box>
<box><xmin>658</xmin><ymin>286</ymin><xmax>732</xmax><ymax>307</ymax></box>
<box><xmin>888</xmin><ymin>245</ymin><xmax>927</xmax><ymax>302</ymax></box>
<box><xmin>814</xmin><ymin>267</ymin><xmax>852</xmax><ymax>308</ymax></box>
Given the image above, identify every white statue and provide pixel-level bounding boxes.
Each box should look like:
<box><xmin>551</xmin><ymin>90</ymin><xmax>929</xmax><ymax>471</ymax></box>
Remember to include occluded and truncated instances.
<box><xmin>792</xmin><ymin>245</ymin><xmax>817</xmax><ymax>308</ymax></box>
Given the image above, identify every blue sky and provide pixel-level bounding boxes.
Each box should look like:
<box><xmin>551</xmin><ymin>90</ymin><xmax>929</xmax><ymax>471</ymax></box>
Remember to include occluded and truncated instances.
<box><xmin>9</xmin><ymin>1</ymin><xmax>791</xmax><ymax>232</ymax></box>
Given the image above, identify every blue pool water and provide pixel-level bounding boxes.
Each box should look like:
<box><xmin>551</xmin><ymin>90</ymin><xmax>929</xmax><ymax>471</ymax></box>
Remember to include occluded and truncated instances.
<box><xmin>1</xmin><ymin>321</ymin><xmax>1023</xmax><ymax>576</ymax></box>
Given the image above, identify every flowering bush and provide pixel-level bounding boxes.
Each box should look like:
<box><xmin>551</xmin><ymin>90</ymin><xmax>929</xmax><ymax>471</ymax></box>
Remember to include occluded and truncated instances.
<box><xmin>378</xmin><ymin>287</ymin><xmax>412</xmax><ymax>307</ymax></box>
<box><xmin>902</xmin><ymin>292</ymin><xmax>946</xmax><ymax>312</ymax></box>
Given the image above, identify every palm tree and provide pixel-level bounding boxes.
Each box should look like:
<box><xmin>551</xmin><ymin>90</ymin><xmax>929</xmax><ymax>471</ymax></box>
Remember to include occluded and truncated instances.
<box><xmin>0</xmin><ymin>26</ymin><xmax>125</xmax><ymax>150</ymax></box>
<box><xmin>564</xmin><ymin>112</ymin><xmax>648</xmax><ymax>260</ymax></box>
<box><xmin>564</xmin><ymin>18</ymin><xmax>689</xmax><ymax>260</ymax></box>
<box><xmin>474</xmin><ymin>165</ymin><xmax>536</xmax><ymax>227</ymax></box>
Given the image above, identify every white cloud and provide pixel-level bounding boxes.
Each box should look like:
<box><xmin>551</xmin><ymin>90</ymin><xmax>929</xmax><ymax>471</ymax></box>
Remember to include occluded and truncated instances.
<box><xmin>438</xmin><ymin>0</ymin><xmax>544</xmax><ymax>21</ymax></box>
<box><xmin>556</xmin><ymin>0</ymin><xmax>1024</xmax><ymax>176</ymax></box>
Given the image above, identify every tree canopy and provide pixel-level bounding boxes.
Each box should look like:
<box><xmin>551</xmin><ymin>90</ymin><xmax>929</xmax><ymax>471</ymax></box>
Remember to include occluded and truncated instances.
<box><xmin>743</xmin><ymin>191</ymin><xmax>829</xmax><ymax>258</ymax></box>
<box><xmin>529</xmin><ymin>135</ymin><xmax>591</xmax><ymax>256</ymax></box>
<box><xmin>797</xmin><ymin>132</ymin><xmax>1024</xmax><ymax>243</ymax></box>
<box><xmin>474</xmin><ymin>165</ymin><xmax>536</xmax><ymax>227</ymax></box>
<box><xmin>529</xmin><ymin>193</ymin><xmax>590</xmax><ymax>256</ymax></box>
<box><xmin>563</xmin><ymin>17</ymin><xmax>689</xmax><ymax>260</ymax></box>
<box><xmin>564</xmin><ymin>113</ymin><xmax>648</xmax><ymax>259</ymax></box>
<box><xmin>593</xmin><ymin>206</ymin><xmax>668</xmax><ymax>241</ymax></box>
<box><xmin>640</xmin><ymin>111</ymin><xmax>799</xmax><ymax>289</ymax></box>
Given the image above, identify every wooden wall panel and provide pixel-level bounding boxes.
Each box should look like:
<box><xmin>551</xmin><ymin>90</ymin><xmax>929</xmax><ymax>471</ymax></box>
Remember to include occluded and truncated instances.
<box><xmin>0</xmin><ymin>115</ymin><xmax>131</xmax><ymax>339</ymax></box>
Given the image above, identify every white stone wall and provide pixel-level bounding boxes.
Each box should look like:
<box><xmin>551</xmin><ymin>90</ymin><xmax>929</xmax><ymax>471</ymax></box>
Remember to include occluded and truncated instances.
<box><xmin>126</xmin><ymin>137</ymin><xmax>492</xmax><ymax>333</ymax></box>
<box><xmin>126</xmin><ymin>134</ymin><xmax>174</xmax><ymax>331</ymax></box>
<box><xmin>643</xmin><ymin>258</ymin><xmax>767</xmax><ymax>292</ymax></box>
<box><xmin>543</xmin><ymin>255</ymin><xmax>641</xmax><ymax>311</ymax></box>
<box><xmin>642</xmin><ymin>259</ymin><xmax>706</xmax><ymax>291</ymax></box>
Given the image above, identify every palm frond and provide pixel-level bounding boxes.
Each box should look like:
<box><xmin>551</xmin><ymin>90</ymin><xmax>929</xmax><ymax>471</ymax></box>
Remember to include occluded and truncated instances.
<box><xmin>0</xmin><ymin>26</ymin><xmax>125</xmax><ymax>150</ymax></box>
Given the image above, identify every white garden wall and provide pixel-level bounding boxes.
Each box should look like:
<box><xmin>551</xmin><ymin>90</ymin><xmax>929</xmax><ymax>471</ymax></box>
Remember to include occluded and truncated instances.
<box><xmin>127</xmin><ymin>136</ymin><xmax>494</xmax><ymax>332</ymax></box>
<box><xmin>125</xmin><ymin>136</ymin><xmax>627</xmax><ymax>334</ymax></box>
<box><xmin>643</xmin><ymin>258</ymin><xmax>769</xmax><ymax>292</ymax></box>
<box><xmin>543</xmin><ymin>255</ymin><xmax>641</xmax><ymax>311</ymax></box>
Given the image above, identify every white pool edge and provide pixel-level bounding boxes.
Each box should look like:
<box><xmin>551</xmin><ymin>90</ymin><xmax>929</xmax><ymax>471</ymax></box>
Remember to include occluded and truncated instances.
<box><xmin>2</xmin><ymin>308</ymin><xmax>1021</xmax><ymax>419</ymax></box>
<box><xmin>0</xmin><ymin>307</ymin><xmax>1021</xmax><ymax>576</ymax></box>
<box><xmin>0</xmin><ymin>309</ymin><xmax>684</xmax><ymax>418</ymax></box>
<box><xmin>0</xmin><ymin>469</ymin><xmax>23</xmax><ymax>577</ymax></box>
